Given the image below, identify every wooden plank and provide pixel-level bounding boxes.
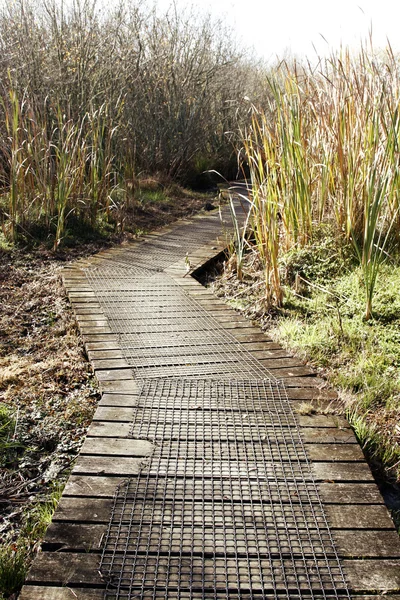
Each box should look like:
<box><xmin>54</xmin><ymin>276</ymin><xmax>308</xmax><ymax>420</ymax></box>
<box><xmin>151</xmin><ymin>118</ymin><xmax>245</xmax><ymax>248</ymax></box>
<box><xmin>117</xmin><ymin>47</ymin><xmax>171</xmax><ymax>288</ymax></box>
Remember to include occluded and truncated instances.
<box><xmin>93</xmin><ymin>407</ymin><xmax>133</xmax><ymax>421</ymax></box>
<box><xmin>301</xmin><ymin>428</ymin><xmax>357</xmax><ymax>444</ymax></box>
<box><xmin>25</xmin><ymin>553</ymin><xmax>102</xmax><ymax>586</ymax></box>
<box><xmin>256</xmin><ymin>357</ymin><xmax>312</xmax><ymax>369</ymax></box>
<box><xmin>98</xmin><ymin>393</ymin><xmax>138</xmax><ymax>406</ymax></box>
<box><xmin>63</xmin><ymin>475</ymin><xmax>125</xmax><ymax>497</ymax></box>
<box><xmin>306</xmin><ymin>443</ymin><xmax>364</xmax><ymax>461</ymax></box>
<box><xmin>297</xmin><ymin>414</ymin><xmax>349</xmax><ymax>428</ymax></box>
<box><xmin>92</xmin><ymin>358</ymin><xmax>130</xmax><ymax>369</ymax></box>
<box><xmin>318</xmin><ymin>482</ymin><xmax>384</xmax><ymax>504</ymax></box>
<box><xmin>88</xmin><ymin>420</ymin><xmax>355</xmax><ymax>444</ymax></box>
<box><xmin>249</xmin><ymin>348</ymin><xmax>294</xmax><ymax>359</ymax></box>
<box><xmin>325</xmin><ymin>504</ymin><xmax>394</xmax><ymax>529</ymax></box>
<box><xmin>82</xmin><ymin>334</ymin><xmax>118</xmax><ymax>343</ymax></box>
<box><xmin>51</xmin><ymin>497</ymin><xmax>393</xmax><ymax>531</ymax></box>
<box><xmin>43</xmin><ymin>523</ymin><xmax>106</xmax><ymax>550</ymax></box>
<box><xmin>85</xmin><ymin>341</ymin><xmax>122</xmax><ymax>351</ymax></box>
<box><xmin>312</xmin><ymin>462</ymin><xmax>374</xmax><ymax>482</ymax></box>
<box><xmin>52</xmin><ymin>497</ymin><xmax>112</xmax><ymax>522</ymax></box>
<box><xmin>286</xmin><ymin>387</ymin><xmax>338</xmax><ymax>400</ymax></box>
<box><xmin>63</xmin><ymin>475</ymin><xmax>384</xmax><ymax>504</ymax></box>
<box><xmin>88</xmin><ymin>350</ymin><xmax>125</xmax><ymax>359</ymax></box>
<box><xmin>25</xmin><ymin>553</ymin><xmax>400</xmax><ymax>592</ymax></box>
<box><xmin>19</xmin><ymin>587</ymin><xmax>104</xmax><ymax>600</ymax></box>
<box><xmin>80</xmin><ymin>438</ymin><xmax>153</xmax><ymax>456</ymax></box>
<box><xmin>42</xmin><ymin>523</ymin><xmax>400</xmax><ymax>559</ymax></box>
<box><xmin>87</xmin><ymin>421</ymin><xmax>132</xmax><ymax>437</ymax></box>
<box><xmin>334</xmin><ymin>531</ymin><xmax>400</xmax><ymax>558</ymax></box>
<box><xmin>343</xmin><ymin>559</ymin><xmax>400</xmax><ymax>592</ymax></box>
<box><xmin>74</xmin><ymin>314</ymin><xmax>106</xmax><ymax>321</ymax></box>
<box><xmin>268</xmin><ymin>366</ymin><xmax>317</xmax><ymax>377</ymax></box>
<box><xmin>92</xmin><ymin>407</ymin><xmax>349</xmax><ymax>429</ymax></box>
<box><xmin>277</xmin><ymin>376</ymin><xmax>329</xmax><ymax>387</ymax></box>
<box><xmin>72</xmin><ymin>455</ymin><xmax>146</xmax><ymax>476</ymax></box>
<box><xmin>99</xmin><ymin>380</ymin><xmax>139</xmax><ymax>393</ymax></box>
<box><xmin>80</xmin><ymin>326</ymin><xmax>113</xmax><ymax>334</ymax></box>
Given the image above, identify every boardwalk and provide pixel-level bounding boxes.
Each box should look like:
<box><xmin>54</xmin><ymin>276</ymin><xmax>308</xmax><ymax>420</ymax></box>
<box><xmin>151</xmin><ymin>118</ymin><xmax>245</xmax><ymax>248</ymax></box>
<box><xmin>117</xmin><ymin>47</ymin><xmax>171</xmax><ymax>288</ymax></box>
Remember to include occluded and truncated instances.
<box><xmin>20</xmin><ymin>200</ymin><xmax>400</xmax><ymax>599</ymax></box>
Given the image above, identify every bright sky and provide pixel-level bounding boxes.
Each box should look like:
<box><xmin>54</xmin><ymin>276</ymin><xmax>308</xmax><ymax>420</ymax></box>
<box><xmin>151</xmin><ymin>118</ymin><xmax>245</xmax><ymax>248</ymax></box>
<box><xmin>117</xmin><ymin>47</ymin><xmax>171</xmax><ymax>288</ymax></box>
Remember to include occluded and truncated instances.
<box><xmin>155</xmin><ymin>0</ymin><xmax>400</xmax><ymax>60</ymax></box>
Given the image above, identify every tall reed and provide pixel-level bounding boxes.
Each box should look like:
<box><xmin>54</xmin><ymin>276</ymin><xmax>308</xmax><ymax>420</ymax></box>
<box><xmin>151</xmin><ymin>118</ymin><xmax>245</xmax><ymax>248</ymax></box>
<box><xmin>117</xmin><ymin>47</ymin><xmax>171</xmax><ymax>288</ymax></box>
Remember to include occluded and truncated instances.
<box><xmin>0</xmin><ymin>85</ymin><xmax>122</xmax><ymax>246</ymax></box>
<box><xmin>240</xmin><ymin>47</ymin><xmax>400</xmax><ymax>319</ymax></box>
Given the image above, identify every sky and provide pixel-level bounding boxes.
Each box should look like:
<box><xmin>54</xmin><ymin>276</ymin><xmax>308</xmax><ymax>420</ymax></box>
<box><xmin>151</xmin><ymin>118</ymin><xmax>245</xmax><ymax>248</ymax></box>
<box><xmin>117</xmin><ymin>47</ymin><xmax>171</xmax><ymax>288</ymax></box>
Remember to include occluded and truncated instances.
<box><xmin>154</xmin><ymin>0</ymin><xmax>400</xmax><ymax>61</ymax></box>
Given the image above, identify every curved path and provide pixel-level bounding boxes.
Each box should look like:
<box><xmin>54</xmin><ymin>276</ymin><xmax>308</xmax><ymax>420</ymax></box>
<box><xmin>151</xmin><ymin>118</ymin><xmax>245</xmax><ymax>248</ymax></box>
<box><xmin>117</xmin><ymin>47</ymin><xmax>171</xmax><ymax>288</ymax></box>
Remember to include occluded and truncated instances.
<box><xmin>20</xmin><ymin>199</ymin><xmax>400</xmax><ymax>599</ymax></box>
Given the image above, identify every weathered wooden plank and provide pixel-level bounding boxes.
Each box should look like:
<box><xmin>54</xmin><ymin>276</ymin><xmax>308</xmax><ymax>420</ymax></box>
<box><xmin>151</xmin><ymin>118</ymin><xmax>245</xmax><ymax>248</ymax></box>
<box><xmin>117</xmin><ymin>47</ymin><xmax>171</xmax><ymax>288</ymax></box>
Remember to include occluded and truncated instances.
<box><xmin>93</xmin><ymin>406</ymin><xmax>133</xmax><ymax>421</ymax></box>
<box><xmin>88</xmin><ymin>420</ymin><xmax>355</xmax><ymax>445</ymax></box>
<box><xmin>42</xmin><ymin>522</ymin><xmax>400</xmax><ymax>559</ymax></box>
<box><xmin>73</xmin><ymin>307</ymin><xmax>104</xmax><ymax>315</ymax></box>
<box><xmin>92</xmin><ymin>358</ymin><xmax>130</xmax><ymax>369</ymax></box>
<box><xmin>25</xmin><ymin>553</ymin><xmax>400</xmax><ymax>592</ymax></box>
<box><xmin>74</xmin><ymin>314</ymin><xmax>106</xmax><ymax>322</ymax></box>
<box><xmin>82</xmin><ymin>334</ymin><xmax>118</xmax><ymax>343</ymax></box>
<box><xmin>88</xmin><ymin>350</ymin><xmax>125</xmax><ymax>359</ymax></box>
<box><xmin>99</xmin><ymin>380</ymin><xmax>140</xmax><ymax>393</ymax></box>
<box><xmin>98</xmin><ymin>393</ymin><xmax>138</xmax><ymax>406</ymax></box>
<box><xmin>72</xmin><ymin>455</ymin><xmax>146</xmax><ymax>476</ymax></box>
<box><xmin>250</xmin><ymin>348</ymin><xmax>295</xmax><ymax>359</ymax></box>
<box><xmin>277</xmin><ymin>376</ymin><xmax>329</xmax><ymax>387</ymax></box>
<box><xmin>19</xmin><ymin>587</ymin><xmax>104</xmax><ymax>600</ymax></box>
<box><xmin>95</xmin><ymin>368</ymin><xmax>133</xmax><ymax>381</ymax></box>
<box><xmin>343</xmin><ymin>559</ymin><xmax>400</xmax><ymax>592</ymax></box>
<box><xmin>92</xmin><ymin>407</ymin><xmax>349</xmax><ymax>430</ymax></box>
<box><xmin>52</xmin><ymin>496</ymin><xmax>392</xmax><ymax>530</ymax></box>
<box><xmin>268</xmin><ymin>366</ymin><xmax>317</xmax><ymax>377</ymax></box>
<box><xmin>257</xmin><ymin>357</ymin><xmax>313</xmax><ymax>369</ymax></box>
<box><xmin>301</xmin><ymin>428</ymin><xmax>357</xmax><ymax>444</ymax></box>
<box><xmin>25</xmin><ymin>553</ymin><xmax>102</xmax><ymax>586</ymax></box>
<box><xmin>52</xmin><ymin>497</ymin><xmax>112</xmax><ymax>522</ymax></box>
<box><xmin>306</xmin><ymin>443</ymin><xmax>364</xmax><ymax>461</ymax></box>
<box><xmin>86</xmin><ymin>421</ymin><xmax>132</xmax><ymax>437</ymax></box>
<box><xmin>21</xmin><ymin>591</ymin><xmax>399</xmax><ymax>600</ymax></box>
<box><xmin>63</xmin><ymin>475</ymin><xmax>125</xmax><ymax>497</ymax></box>
<box><xmin>297</xmin><ymin>414</ymin><xmax>349</xmax><ymax>428</ymax></box>
<box><xmin>312</xmin><ymin>462</ymin><xmax>374</xmax><ymax>482</ymax></box>
<box><xmin>63</xmin><ymin>475</ymin><xmax>384</xmax><ymax>505</ymax></box>
<box><xmin>80</xmin><ymin>437</ymin><xmax>153</xmax><ymax>456</ymax></box>
<box><xmin>85</xmin><ymin>340</ymin><xmax>122</xmax><ymax>351</ymax></box>
<box><xmin>334</xmin><ymin>530</ymin><xmax>400</xmax><ymax>558</ymax></box>
<box><xmin>43</xmin><ymin>523</ymin><xmax>106</xmax><ymax>550</ymax></box>
<box><xmin>325</xmin><ymin>504</ymin><xmax>395</xmax><ymax>529</ymax></box>
<box><xmin>80</xmin><ymin>326</ymin><xmax>113</xmax><ymax>334</ymax></box>
<box><xmin>318</xmin><ymin>482</ymin><xmax>383</xmax><ymax>504</ymax></box>
<box><xmin>286</xmin><ymin>387</ymin><xmax>338</xmax><ymax>400</ymax></box>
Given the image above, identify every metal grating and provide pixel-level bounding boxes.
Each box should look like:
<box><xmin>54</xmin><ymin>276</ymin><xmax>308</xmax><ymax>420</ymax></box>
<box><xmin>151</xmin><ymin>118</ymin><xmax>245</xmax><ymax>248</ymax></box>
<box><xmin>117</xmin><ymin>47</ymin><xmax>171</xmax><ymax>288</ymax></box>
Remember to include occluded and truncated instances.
<box><xmin>86</xmin><ymin>201</ymin><xmax>246</xmax><ymax>273</ymax></box>
<box><xmin>85</xmin><ymin>272</ymin><xmax>273</xmax><ymax>380</ymax></box>
<box><xmin>100</xmin><ymin>379</ymin><xmax>350</xmax><ymax>599</ymax></box>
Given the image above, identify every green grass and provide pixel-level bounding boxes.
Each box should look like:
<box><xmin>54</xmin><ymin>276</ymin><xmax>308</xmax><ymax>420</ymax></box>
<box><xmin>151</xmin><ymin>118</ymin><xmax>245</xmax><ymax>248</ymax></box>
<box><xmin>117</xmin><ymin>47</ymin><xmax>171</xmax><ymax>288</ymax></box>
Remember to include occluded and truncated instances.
<box><xmin>271</xmin><ymin>256</ymin><xmax>400</xmax><ymax>479</ymax></box>
<box><xmin>0</xmin><ymin>546</ymin><xmax>27</xmax><ymax>599</ymax></box>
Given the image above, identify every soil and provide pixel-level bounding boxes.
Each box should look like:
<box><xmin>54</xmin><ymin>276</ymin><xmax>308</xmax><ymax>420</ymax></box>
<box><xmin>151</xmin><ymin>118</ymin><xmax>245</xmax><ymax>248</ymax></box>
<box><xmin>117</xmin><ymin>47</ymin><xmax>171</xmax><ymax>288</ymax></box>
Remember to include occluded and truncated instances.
<box><xmin>0</xmin><ymin>192</ymin><xmax>215</xmax><ymax>589</ymax></box>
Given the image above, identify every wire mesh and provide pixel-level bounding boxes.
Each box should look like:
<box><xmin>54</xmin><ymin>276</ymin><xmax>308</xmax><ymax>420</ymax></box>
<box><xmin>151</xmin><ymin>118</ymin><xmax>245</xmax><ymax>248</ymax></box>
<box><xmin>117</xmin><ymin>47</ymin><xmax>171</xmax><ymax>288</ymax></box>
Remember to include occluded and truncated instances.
<box><xmin>81</xmin><ymin>201</ymin><xmax>350</xmax><ymax>598</ymax></box>
<box><xmin>85</xmin><ymin>271</ymin><xmax>273</xmax><ymax>380</ymax></box>
<box><xmin>87</xmin><ymin>201</ymin><xmax>243</xmax><ymax>273</ymax></box>
<box><xmin>100</xmin><ymin>379</ymin><xmax>351</xmax><ymax>599</ymax></box>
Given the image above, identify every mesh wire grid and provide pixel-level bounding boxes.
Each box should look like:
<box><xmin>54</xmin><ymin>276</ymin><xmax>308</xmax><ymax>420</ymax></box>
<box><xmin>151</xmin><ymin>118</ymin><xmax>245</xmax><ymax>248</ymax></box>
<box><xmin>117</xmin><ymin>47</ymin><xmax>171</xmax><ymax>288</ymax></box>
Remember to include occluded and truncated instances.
<box><xmin>100</xmin><ymin>379</ymin><xmax>351</xmax><ymax>600</ymax></box>
<box><xmin>84</xmin><ymin>271</ymin><xmax>274</xmax><ymax>380</ymax></box>
<box><xmin>86</xmin><ymin>201</ymin><xmax>244</xmax><ymax>273</ymax></box>
<box><xmin>82</xmin><ymin>203</ymin><xmax>350</xmax><ymax>598</ymax></box>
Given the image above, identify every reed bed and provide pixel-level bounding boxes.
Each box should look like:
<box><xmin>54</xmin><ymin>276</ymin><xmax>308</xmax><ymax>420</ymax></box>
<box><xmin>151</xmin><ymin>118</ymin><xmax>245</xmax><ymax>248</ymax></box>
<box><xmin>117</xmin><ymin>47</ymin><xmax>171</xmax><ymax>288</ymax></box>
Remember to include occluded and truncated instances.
<box><xmin>240</xmin><ymin>46</ymin><xmax>400</xmax><ymax>319</ymax></box>
<box><xmin>0</xmin><ymin>0</ymin><xmax>266</xmax><ymax>247</ymax></box>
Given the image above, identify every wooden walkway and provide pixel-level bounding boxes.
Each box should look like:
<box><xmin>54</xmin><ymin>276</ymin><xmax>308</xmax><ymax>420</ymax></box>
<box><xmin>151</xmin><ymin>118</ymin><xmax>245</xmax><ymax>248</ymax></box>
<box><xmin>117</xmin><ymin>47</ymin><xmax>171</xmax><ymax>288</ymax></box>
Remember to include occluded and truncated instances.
<box><xmin>20</xmin><ymin>201</ymin><xmax>400</xmax><ymax>599</ymax></box>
